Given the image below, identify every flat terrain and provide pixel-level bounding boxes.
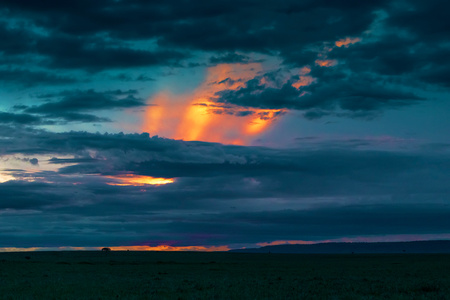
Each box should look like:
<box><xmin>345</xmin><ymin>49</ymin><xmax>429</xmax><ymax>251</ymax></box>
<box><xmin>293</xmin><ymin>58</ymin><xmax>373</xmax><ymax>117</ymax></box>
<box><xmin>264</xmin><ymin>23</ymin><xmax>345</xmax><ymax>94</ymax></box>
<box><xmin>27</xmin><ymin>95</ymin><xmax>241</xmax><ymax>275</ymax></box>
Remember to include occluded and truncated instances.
<box><xmin>0</xmin><ymin>251</ymin><xmax>449</xmax><ymax>299</ymax></box>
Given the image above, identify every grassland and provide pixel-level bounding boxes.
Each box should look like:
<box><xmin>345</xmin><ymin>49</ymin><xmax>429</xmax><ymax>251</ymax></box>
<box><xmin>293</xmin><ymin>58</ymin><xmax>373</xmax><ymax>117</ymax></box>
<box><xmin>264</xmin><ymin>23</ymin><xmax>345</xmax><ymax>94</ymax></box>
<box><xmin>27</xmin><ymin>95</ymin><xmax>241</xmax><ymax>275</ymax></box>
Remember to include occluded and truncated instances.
<box><xmin>0</xmin><ymin>251</ymin><xmax>449</xmax><ymax>299</ymax></box>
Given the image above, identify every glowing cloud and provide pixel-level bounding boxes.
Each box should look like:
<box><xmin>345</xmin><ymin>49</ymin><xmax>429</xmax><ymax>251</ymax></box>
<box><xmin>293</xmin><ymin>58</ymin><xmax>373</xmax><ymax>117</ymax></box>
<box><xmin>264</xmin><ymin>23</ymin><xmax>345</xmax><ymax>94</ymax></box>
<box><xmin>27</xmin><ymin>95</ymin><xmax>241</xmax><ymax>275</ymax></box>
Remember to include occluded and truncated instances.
<box><xmin>105</xmin><ymin>174</ymin><xmax>174</xmax><ymax>186</ymax></box>
<box><xmin>0</xmin><ymin>155</ymin><xmax>81</xmax><ymax>183</ymax></box>
<box><xmin>143</xmin><ymin>63</ymin><xmax>285</xmax><ymax>145</ymax></box>
<box><xmin>335</xmin><ymin>37</ymin><xmax>361</xmax><ymax>48</ymax></box>
<box><xmin>0</xmin><ymin>172</ymin><xmax>15</xmax><ymax>183</ymax></box>
<box><xmin>315</xmin><ymin>59</ymin><xmax>338</xmax><ymax>67</ymax></box>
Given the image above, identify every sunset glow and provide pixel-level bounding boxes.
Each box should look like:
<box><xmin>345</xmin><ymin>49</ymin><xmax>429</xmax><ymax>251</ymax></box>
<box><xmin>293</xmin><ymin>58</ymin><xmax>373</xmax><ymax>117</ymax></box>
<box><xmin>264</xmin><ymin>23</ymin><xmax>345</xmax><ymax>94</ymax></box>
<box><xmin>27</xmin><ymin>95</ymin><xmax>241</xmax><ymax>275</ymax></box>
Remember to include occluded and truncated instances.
<box><xmin>335</xmin><ymin>37</ymin><xmax>361</xmax><ymax>47</ymax></box>
<box><xmin>108</xmin><ymin>245</ymin><xmax>230</xmax><ymax>252</ymax></box>
<box><xmin>315</xmin><ymin>59</ymin><xmax>338</xmax><ymax>67</ymax></box>
<box><xmin>0</xmin><ymin>245</ymin><xmax>230</xmax><ymax>252</ymax></box>
<box><xmin>143</xmin><ymin>63</ymin><xmax>285</xmax><ymax>145</ymax></box>
<box><xmin>0</xmin><ymin>172</ymin><xmax>14</xmax><ymax>183</ymax></box>
<box><xmin>105</xmin><ymin>174</ymin><xmax>174</xmax><ymax>186</ymax></box>
<box><xmin>245</xmin><ymin>110</ymin><xmax>283</xmax><ymax>135</ymax></box>
<box><xmin>292</xmin><ymin>76</ymin><xmax>316</xmax><ymax>89</ymax></box>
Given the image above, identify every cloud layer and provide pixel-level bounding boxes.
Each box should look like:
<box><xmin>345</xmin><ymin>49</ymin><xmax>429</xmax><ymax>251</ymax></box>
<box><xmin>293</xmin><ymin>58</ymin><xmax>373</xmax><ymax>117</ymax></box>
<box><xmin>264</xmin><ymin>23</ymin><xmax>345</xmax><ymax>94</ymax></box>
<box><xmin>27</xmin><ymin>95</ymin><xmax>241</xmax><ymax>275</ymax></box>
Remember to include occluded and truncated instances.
<box><xmin>1</xmin><ymin>128</ymin><xmax>449</xmax><ymax>248</ymax></box>
<box><xmin>1</xmin><ymin>0</ymin><xmax>449</xmax><ymax>120</ymax></box>
<box><xmin>1</xmin><ymin>0</ymin><xmax>450</xmax><ymax>249</ymax></box>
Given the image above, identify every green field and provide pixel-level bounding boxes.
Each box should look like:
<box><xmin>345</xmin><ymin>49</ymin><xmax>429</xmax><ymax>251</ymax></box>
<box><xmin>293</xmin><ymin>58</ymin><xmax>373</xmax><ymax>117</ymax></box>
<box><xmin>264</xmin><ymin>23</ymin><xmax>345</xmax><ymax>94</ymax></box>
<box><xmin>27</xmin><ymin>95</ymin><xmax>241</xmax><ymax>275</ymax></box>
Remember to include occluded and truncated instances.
<box><xmin>0</xmin><ymin>251</ymin><xmax>449</xmax><ymax>299</ymax></box>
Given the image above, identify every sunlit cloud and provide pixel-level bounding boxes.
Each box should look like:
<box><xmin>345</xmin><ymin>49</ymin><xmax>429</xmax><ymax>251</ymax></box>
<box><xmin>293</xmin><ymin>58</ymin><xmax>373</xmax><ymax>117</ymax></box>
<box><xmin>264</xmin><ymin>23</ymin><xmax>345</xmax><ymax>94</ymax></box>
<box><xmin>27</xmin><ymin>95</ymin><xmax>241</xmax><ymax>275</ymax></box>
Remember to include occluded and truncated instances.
<box><xmin>0</xmin><ymin>172</ymin><xmax>15</xmax><ymax>183</ymax></box>
<box><xmin>104</xmin><ymin>174</ymin><xmax>174</xmax><ymax>186</ymax></box>
<box><xmin>0</xmin><ymin>155</ymin><xmax>81</xmax><ymax>183</ymax></box>
<box><xmin>335</xmin><ymin>37</ymin><xmax>361</xmax><ymax>48</ymax></box>
<box><xmin>292</xmin><ymin>76</ymin><xmax>316</xmax><ymax>89</ymax></box>
<box><xmin>143</xmin><ymin>63</ymin><xmax>285</xmax><ymax>145</ymax></box>
<box><xmin>311</xmin><ymin>37</ymin><xmax>360</xmax><ymax>70</ymax></box>
<box><xmin>315</xmin><ymin>59</ymin><xmax>338</xmax><ymax>67</ymax></box>
<box><xmin>245</xmin><ymin>110</ymin><xmax>284</xmax><ymax>135</ymax></box>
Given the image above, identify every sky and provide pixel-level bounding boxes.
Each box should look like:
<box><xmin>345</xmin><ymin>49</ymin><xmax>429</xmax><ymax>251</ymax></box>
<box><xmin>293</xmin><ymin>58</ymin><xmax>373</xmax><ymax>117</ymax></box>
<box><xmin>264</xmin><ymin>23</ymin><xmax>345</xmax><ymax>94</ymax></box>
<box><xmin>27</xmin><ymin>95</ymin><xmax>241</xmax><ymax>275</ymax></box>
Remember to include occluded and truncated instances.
<box><xmin>1</xmin><ymin>0</ymin><xmax>450</xmax><ymax>251</ymax></box>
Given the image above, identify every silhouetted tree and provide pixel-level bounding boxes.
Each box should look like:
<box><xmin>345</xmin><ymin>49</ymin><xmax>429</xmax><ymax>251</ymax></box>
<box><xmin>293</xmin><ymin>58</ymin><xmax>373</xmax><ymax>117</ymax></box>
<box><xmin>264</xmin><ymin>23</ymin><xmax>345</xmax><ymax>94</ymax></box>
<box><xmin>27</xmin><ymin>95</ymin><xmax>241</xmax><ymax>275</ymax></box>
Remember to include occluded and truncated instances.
<box><xmin>101</xmin><ymin>247</ymin><xmax>111</xmax><ymax>252</ymax></box>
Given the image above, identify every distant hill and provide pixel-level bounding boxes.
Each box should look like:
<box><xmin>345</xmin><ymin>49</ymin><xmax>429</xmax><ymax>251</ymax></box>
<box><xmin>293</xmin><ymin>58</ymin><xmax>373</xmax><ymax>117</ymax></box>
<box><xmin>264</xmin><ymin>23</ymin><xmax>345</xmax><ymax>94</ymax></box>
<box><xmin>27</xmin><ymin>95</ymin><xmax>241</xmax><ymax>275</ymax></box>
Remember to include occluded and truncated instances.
<box><xmin>230</xmin><ymin>240</ymin><xmax>450</xmax><ymax>254</ymax></box>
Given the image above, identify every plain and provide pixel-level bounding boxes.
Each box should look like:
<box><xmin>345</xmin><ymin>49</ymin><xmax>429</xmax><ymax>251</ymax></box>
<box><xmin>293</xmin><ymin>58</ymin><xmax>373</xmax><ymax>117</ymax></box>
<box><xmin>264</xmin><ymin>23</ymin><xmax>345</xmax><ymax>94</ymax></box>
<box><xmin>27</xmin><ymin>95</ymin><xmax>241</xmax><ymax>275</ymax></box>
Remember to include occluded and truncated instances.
<box><xmin>0</xmin><ymin>251</ymin><xmax>449</xmax><ymax>299</ymax></box>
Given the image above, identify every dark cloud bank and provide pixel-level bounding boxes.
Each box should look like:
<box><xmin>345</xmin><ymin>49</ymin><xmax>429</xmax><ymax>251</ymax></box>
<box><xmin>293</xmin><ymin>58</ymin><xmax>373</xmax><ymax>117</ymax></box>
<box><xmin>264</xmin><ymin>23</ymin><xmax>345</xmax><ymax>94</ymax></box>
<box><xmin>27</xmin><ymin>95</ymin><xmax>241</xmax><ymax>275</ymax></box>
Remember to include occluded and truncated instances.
<box><xmin>1</xmin><ymin>0</ymin><xmax>449</xmax><ymax>118</ymax></box>
<box><xmin>5</xmin><ymin>89</ymin><xmax>146</xmax><ymax>125</ymax></box>
<box><xmin>1</xmin><ymin>128</ymin><xmax>450</xmax><ymax>247</ymax></box>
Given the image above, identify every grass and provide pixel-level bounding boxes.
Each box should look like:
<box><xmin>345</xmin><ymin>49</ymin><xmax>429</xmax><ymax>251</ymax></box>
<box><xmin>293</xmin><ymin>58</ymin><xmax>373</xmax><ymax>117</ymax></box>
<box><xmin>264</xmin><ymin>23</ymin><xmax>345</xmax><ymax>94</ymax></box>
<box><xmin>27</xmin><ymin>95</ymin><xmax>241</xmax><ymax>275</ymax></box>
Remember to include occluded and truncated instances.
<box><xmin>0</xmin><ymin>252</ymin><xmax>449</xmax><ymax>299</ymax></box>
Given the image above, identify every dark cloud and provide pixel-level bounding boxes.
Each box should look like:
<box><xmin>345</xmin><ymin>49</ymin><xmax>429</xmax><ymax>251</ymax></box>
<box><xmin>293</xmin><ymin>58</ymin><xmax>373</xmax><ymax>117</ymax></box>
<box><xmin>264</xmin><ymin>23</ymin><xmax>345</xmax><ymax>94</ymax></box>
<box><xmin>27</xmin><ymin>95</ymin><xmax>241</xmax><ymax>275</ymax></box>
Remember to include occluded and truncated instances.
<box><xmin>0</xmin><ymin>111</ymin><xmax>45</xmax><ymax>125</ymax></box>
<box><xmin>44</xmin><ymin>112</ymin><xmax>111</xmax><ymax>123</ymax></box>
<box><xmin>328</xmin><ymin>35</ymin><xmax>450</xmax><ymax>88</ymax></box>
<box><xmin>1</xmin><ymin>89</ymin><xmax>141</xmax><ymax>125</ymax></box>
<box><xmin>0</xmin><ymin>1</ymin><xmax>386</xmax><ymax>66</ymax></box>
<box><xmin>29</xmin><ymin>158</ymin><xmax>38</xmax><ymax>165</ymax></box>
<box><xmin>185</xmin><ymin>203</ymin><xmax>450</xmax><ymax>244</ymax></box>
<box><xmin>386</xmin><ymin>0</ymin><xmax>450</xmax><ymax>43</ymax></box>
<box><xmin>298</xmin><ymin>71</ymin><xmax>424</xmax><ymax>117</ymax></box>
<box><xmin>35</xmin><ymin>34</ymin><xmax>186</xmax><ymax>71</ymax></box>
<box><xmin>235</xmin><ymin>110</ymin><xmax>254</xmax><ymax>117</ymax></box>
<box><xmin>157</xmin><ymin>1</ymin><xmax>387</xmax><ymax>52</ymax></box>
<box><xmin>1</xmin><ymin>129</ymin><xmax>450</xmax><ymax>247</ymax></box>
<box><xmin>0</xmin><ymin>20</ymin><xmax>186</xmax><ymax>72</ymax></box>
<box><xmin>0</xmin><ymin>181</ymin><xmax>72</xmax><ymax>210</ymax></box>
<box><xmin>0</xmin><ymin>68</ymin><xmax>78</xmax><ymax>87</ymax></box>
<box><xmin>48</xmin><ymin>157</ymin><xmax>98</xmax><ymax>164</ymax></box>
<box><xmin>0</xmin><ymin>21</ymin><xmax>35</xmax><ymax>56</ymax></box>
<box><xmin>1</xmin><ymin>0</ymin><xmax>448</xmax><ymax>119</ymax></box>
<box><xmin>317</xmin><ymin>0</ymin><xmax>450</xmax><ymax>91</ymax></box>
<box><xmin>212</xmin><ymin>71</ymin><xmax>423</xmax><ymax>118</ymax></box>
<box><xmin>2</xmin><ymin>130</ymin><xmax>449</xmax><ymax>199</ymax></box>
<box><xmin>114</xmin><ymin>73</ymin><xmax>155</xmax><ymax>82</ymax></box>
<box><xmin>23</xmin><ymin>89</ymin><xmax>145</xmax><ymax>115</ymax></box>
<box><xmin>0</xmin><ymin>109</ymin><xmax>109</xmax><ymax>125</ymax></box>
<box><xmin>135</xmin><ymin>74</ymin><xmax>155</xmax><ymax>82</ymax></box>
<box><xmin>1</xmin><ymin>0</ymin><xmax>448</xmax><ymax>83</ymax></box>
<box><xmin>209</xmin><ymin>53</ymin><xmax>251</xmax><ymax>64</ymax></box>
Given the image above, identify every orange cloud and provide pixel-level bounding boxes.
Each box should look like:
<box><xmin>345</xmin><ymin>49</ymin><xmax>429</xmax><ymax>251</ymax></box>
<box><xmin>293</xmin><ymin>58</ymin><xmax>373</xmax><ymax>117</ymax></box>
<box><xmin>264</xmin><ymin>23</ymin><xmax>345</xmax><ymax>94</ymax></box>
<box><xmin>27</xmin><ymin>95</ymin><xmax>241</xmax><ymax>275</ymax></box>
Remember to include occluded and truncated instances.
<box><xmin>299</xmin><ymin>66</ymin><xmax>311</xmax><ymax>75</ymax></box>
<box><xmin>315</xmin><ymin>59</ymin><xmax>338</xmax><ymax>67</ymax></box>
<box><xmin>143</xmin><ymin>63</ymin><xmax>285</xmax><ymax>145</ymax></box>
<box><xmin>335</xmin><ymin>37</ymin><xmax>361</xmax><ymax>48</ymax></box>
<box><xmin>292</xmin><ymin>76</ymin><xmax>316</xmax><ymax>89</ymax></box>
<box><xmin>104</xmin><ymin>174</ymin><xmax>174</xmax><ymax>186</ymax></box>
